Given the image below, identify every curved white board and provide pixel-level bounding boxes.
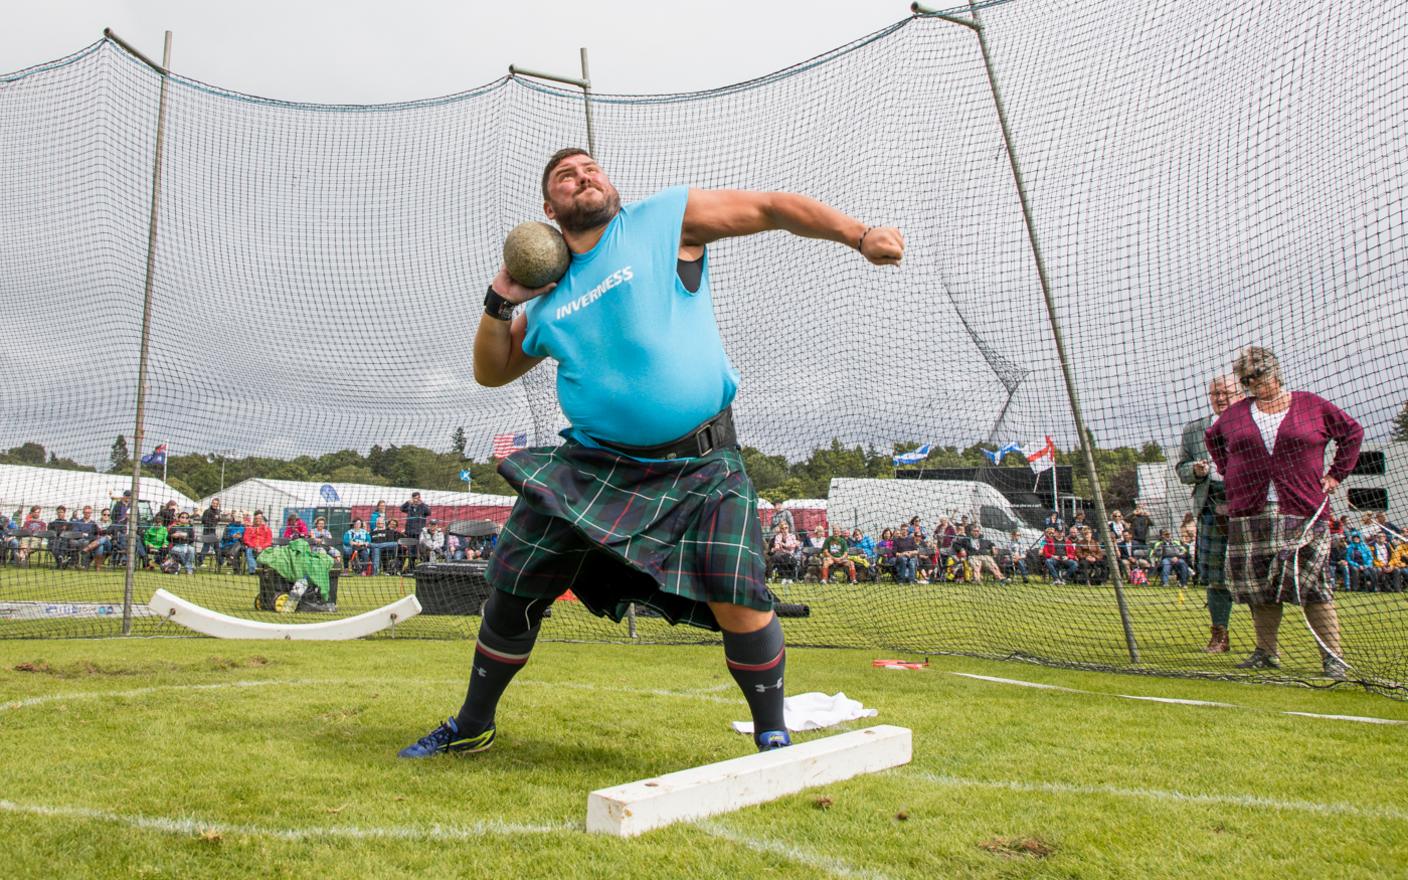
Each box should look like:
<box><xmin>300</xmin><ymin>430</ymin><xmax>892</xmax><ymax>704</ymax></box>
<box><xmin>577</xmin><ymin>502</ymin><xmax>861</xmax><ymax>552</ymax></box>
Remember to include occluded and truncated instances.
<box><xmin>148</xmin><ymin>588</ymin><xmax>422</xmax><ymax>640</ymax></box>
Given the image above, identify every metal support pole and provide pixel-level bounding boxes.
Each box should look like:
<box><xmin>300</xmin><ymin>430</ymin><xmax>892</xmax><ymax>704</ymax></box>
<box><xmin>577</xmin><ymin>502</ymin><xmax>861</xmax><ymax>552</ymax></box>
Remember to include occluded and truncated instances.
<box><xmin>928</xmin><ymin>1</ymin><xmax>1140</xmax><ymax>662</ymax></box>
<box><xmin>121</xmin><ymin>30</ymin><xmax>172</xmax><ymax>636</ymax></box>
<box><xmin>506</xmin><ymin>65</ymin><xmax>587</xmax><ymax>89</ymax></box>
<box><xmin>579</xmin><ymin>48</ymin><xmax>596</xmax><ymax>158</ymax></box>
<box><xmin>910</xmin><ymin>3</ymin><xmax>979</xmax><ymax>31</ymax></box>
<box><xmin>103</xmin><ymin>28</ymin><xmax>165</xmax><ymax>73</ymax></box>
<box><xmin>509</xmin><ymin>47</ymin><xmax>596</xmax><ymax>156</ymax></box>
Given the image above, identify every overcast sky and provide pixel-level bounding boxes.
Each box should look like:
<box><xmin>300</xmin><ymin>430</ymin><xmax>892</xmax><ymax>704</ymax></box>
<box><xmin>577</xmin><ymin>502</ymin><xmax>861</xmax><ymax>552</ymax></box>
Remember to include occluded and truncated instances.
<box><xmin>3</xmin><ymin>0</ymin><xmax>1404</xmax><ymax>472</ymax></box>
<box><xmin>3</xmin><ymin>0</ymin><xmax>910</xmax><ymax>102</ymax></box>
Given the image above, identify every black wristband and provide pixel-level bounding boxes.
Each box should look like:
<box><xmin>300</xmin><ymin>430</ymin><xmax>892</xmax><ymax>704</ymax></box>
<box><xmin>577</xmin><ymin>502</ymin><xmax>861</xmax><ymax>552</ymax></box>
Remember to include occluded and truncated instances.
<box><xmin>484</xmin><ymin>285</ymin><xmax>515</xmax><ymax>321</ymax></box>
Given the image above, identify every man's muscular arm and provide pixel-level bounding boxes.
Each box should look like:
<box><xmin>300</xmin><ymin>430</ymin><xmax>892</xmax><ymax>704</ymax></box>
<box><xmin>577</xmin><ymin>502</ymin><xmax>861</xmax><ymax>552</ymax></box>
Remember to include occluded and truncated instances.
<box><xmin>681</xmin><ymin>189</ymin><xmax>904</xmax><ymax>265</ymax></box>
<box><xmin>472</xmin><ymin>267</ymin><xmax>550</xmax><ymax>387</ymax></box>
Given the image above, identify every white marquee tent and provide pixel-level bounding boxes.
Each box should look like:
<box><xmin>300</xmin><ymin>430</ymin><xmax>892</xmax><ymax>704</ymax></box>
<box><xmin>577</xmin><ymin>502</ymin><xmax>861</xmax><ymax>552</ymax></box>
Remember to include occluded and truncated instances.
<box><xmin>0</xmin><ymin>463</ymin><xmax>197</xmax><ymax>519</ymax></box>
<box><xmin>202</xmin><ymin>478</ymin><xmax>515</xmax><ymax>520</ymax></box>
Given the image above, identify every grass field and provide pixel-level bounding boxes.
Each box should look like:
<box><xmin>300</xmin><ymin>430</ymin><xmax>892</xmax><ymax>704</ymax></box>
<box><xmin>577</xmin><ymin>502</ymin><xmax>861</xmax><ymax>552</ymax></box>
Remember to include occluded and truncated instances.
<box><xmin>5</xmin><ymin>566</ymin><xmax>1408</xmax><ymax>692</ymax></box>
<box><xmin>3</xmin><ymin>635</ymin><xmax>1407</xmax><ymax>879</ymax></box>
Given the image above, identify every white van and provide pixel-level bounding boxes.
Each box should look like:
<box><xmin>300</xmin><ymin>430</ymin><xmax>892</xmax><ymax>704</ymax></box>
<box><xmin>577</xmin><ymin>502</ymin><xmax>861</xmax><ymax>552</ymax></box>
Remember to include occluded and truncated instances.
<box><xmin>827</xmin><ymin>478</ymin><xmax>1045</xmax><ymax>550</ymax></box>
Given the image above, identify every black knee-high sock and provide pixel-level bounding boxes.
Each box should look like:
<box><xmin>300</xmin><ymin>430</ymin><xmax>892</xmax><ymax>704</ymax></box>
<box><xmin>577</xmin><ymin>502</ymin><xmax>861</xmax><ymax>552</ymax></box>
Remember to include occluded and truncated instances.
<box><xmin>721</xmin><ymin>615</ymin><xmax>787</xmax><ymax>742</ymax></box>
<box><xmin>455</xmin><ymin>590</ymin><xmax>547</xmax><ymax>733</ymax></box>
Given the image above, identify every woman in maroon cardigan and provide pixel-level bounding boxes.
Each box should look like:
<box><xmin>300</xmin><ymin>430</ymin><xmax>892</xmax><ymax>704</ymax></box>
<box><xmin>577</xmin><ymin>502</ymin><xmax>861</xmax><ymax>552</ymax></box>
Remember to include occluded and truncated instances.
<box><xmin>1205</xmin><ymin>347</ymin><xmax>1362</xmax><ymax>679</ymax></box>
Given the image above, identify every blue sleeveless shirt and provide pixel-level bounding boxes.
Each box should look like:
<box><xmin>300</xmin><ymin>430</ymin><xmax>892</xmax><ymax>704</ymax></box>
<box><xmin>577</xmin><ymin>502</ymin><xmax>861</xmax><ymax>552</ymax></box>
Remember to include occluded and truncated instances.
<box><xmin>520</xmin><ymin>186</ymin><xmax>739</xmax><ymax>448</ymax></box>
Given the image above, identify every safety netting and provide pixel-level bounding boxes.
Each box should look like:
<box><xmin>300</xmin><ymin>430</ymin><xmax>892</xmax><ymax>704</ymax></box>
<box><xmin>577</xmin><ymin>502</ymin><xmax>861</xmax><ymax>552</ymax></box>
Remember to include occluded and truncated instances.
<box><xmin>2</xmin><ymin>0</ymin><xmax>1406</xmax><ymax>697</ymax></box>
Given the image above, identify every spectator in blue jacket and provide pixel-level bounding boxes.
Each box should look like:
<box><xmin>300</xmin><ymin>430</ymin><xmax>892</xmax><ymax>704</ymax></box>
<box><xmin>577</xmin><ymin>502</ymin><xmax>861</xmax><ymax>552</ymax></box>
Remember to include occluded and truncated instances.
<box><xmin>1341</xmin><ymin>530</ymin><xmax>1376</xmax><ymax>592</ymax></box>
<box><xmin>847</xmin><ymin>528</ymin><xmax>876</xmax><ymax>563</ymax></box>
<box><xmin>67</xmin><ymin>506</ymin><xmax>101</xmax><ymax>568</ymax></box>
<box><xmin>220</xmin><ymin>516</ymin><xmax>247</xmax><ymax>571</ymax></box>
<box><xmin>344</xmin><ymin>519</ymin><xmax>371</xmax><ymax>573</ymax></box>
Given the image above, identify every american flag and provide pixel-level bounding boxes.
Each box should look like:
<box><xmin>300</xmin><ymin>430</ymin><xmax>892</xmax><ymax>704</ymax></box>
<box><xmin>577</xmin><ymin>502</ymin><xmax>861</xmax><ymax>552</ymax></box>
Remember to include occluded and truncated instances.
<box><xmin>491</xmin><ymin>432</ymin><xmax>528</xmax><ymax>458</ymax></box>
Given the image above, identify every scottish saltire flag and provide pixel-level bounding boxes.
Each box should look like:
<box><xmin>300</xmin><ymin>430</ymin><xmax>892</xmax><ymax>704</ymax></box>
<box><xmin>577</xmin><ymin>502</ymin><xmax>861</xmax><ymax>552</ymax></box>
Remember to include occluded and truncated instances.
<box><xmin>1023</xmin><ymin>436</ymin><xmax>1057</xmax><ymax>473</ymax></box>
<box><xmin>892</xmin><ymin>444</ymin><xmax>932</xmax><ymax>466</ymax></box>
<box><xmin>140</xmin><ymin>443</ymin><xmax>168</xmax><ymax>466</ymax></box>
<box><xmin>491</xmin><ymin>432</ymin><xmax>528</xmax><ymax>458</ymax></box>
<box><xmin>981</xmin><ymin>441</ymin><xmax>1024</xmax><ymax>465</ymax></box>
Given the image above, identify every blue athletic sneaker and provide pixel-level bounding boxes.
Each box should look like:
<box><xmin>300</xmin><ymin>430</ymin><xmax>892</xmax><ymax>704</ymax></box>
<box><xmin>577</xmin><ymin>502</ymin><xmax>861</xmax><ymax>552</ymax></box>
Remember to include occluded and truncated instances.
<box><xmin>397</xmin><ymin>717</ymin><xmax>496</xmax><ymax>758</ymax></box>
<box><xmin>756</xmin><ymin>729</ymin><xmax>791</xmax><ymax>751</ymax></box>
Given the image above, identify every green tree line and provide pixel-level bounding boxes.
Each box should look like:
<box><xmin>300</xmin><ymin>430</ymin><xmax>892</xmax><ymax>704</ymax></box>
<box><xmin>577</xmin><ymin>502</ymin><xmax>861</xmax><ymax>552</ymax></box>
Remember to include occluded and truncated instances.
<box><xmin>6</xmin><ymin>432</ymin><xmax>1170</xmax><ymax>512</ymax></box>
<box><xmin>743</xmin><ymin>438</ymin><xmax>1165</xmax><ymax>511</ymax></box>
<box><xmin>0</xmin><ymin>442</ymin><xmax>89</xmax><ymax>472</ymax></box>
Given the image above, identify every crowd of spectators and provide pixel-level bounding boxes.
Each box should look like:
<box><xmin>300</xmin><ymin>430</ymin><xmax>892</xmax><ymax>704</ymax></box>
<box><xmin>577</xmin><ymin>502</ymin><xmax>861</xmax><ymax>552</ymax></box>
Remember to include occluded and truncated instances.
<box><xmin>0</xmin><ymin>492</ymin><xmax>499</xmax><ymax>577</ymax></box>
<box><xmin>758</xmin><ymin>505</ymin><xmax>1408</xmax><ymax>591</ymax></box>
<box><xmin>2</xmin><ymin>496</ymin><xmax>138</xmax><ymax>571</ymax></box>
<box><xmin>1330</xmin><ymin>512</ymin><xmax>1408</xmax><ymax>593</ymax></box>
<box><xmin>6</xmin><ymin>491</ymin><xmax>1404</xmax><ymax>592</ymax></box>
<box><xmin>764</xmin><ymin>513</ymin><xmax>1023</xmax><ymax>585</ymax></box>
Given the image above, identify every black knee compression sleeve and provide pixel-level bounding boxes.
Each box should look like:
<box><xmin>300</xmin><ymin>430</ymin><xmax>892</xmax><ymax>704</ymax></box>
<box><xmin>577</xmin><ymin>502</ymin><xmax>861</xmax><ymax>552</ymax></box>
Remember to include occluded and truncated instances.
<box><xmin>482</xmin><ymin>587</ymin><xmax>551</xmax><ymax>638</ymax></box>
<box><xmin>455</xmin><ymin>589</ymin><xmax>549</xmax><ymax>731</ymax></box>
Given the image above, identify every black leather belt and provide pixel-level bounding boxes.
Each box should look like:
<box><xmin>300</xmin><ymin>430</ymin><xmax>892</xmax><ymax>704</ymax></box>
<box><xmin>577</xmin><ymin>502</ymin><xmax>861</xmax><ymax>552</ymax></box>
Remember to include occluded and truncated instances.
<box><xmin>600</xmin><ymin>406</ymin><xmax>737</xmax><ymax>460</ymax></box>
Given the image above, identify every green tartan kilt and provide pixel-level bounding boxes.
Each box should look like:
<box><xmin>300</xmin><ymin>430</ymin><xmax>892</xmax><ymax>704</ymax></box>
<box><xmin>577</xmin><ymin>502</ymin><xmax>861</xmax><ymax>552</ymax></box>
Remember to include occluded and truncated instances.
<box><xmin>486</xmin><ymin>441</ymin><xmax>772</xmax><ymax>631</ymax></box>
<box><xmin>1195</xmin><ymin>509</ymin><xmax>1228</xmax><ymax>587</ymax></box>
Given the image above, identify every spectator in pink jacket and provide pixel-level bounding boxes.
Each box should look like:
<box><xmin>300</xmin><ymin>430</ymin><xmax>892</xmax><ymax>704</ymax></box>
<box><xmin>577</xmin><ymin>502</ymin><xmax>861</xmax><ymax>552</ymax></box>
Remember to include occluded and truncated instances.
<box><xmin>1205</xmin><ymin>346</ymin><xmax>1362</xmax><ymax>680</ymax></box>
<box><xmin>766</xmin><ymin>522</ymin><xmax>800</xmax><ymax>582</ymax></box>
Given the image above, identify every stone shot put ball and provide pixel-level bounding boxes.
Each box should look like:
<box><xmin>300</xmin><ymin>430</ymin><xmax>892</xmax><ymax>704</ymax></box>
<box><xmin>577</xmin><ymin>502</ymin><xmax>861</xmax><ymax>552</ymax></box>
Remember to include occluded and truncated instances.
<box><xmin>503</xmin><ymin>221</ymin><xmax>570</xmax><ymax>288</ymax></box>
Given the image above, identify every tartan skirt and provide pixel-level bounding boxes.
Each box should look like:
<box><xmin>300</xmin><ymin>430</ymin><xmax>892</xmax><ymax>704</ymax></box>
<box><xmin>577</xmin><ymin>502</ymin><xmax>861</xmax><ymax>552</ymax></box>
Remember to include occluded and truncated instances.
<box><xmin>1195</xmin><ymin>509</ymin><xmax>1229</xmax><ymax>587</ymax></box>
<box><xmin>1224</xmin><ymin>505</ymin><xmax>1333</xmax><ymax>606</ymax></box>
<box><xmin>486</xmin><ymin>441</ymin><xmax>772</xmax><ymax>631</ymax></box>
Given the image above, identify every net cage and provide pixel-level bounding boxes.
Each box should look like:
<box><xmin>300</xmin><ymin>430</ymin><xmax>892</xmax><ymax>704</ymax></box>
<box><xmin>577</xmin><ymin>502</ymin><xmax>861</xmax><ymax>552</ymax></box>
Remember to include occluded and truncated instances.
<box><xmin>1</xmin><ymin>0</ymin><xmax>1406</xmax><ymax>696</ymax></box>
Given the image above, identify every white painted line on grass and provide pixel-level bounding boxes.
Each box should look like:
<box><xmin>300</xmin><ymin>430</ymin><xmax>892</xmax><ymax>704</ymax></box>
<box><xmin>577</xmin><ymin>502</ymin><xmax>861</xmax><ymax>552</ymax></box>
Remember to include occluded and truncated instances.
<box><xmin>946</xmin><ymin>672</ymin><xmax>1408</xmax><ymax>725</ymax></box>
<box><xmin>0</xmin><ymin>797</ymin><xmax>893</xmax><ymax>878</ymax></box>
<box><xmin>1</xmin><ymin>676</ymin><xmax>740</xmax><ymax>719</ymax></box>
<box><xmin>517</xmin><ymin>678</ymin><xmax>738</xmax><ymax>704</ymax></box>
<box><xmin>0</xmin><ymin>677</ymin><xmax>479</xmax><ymax>713</ymax></box>
<box><xmin>0</xmin><ymin>679</ymin><xmax>320</xmax><ymax>712</ymax></box>
<box><xmin>1116</xmin><ymin>695</ymin><xmax>1237</xmax><ymax>708</ymax></box>
<box><xmin>1282</xmin><ymin>711</ymin><xmax>1407</xmax><ymax>725</ymax></box>
<box><xmin>683</xmin><ymin>681</ymin><xmax>737</xmax><ymax>695</ymax></box>
<box><xmin>696</xmin><ymin>820</ymin><xmax>897</xmax><ymax>880</ymax></box>
<box><xmin>910</xmin><ymin>772</ymin><xmax>1408</xmax><ymax>824</ymax></box>
<box><xmin>948</xmin><ymin>673</ymin><xmax>1079</xmax><ymax>692</ymax></box>
<box><xmin>0</xmin><ymin>798</ymin><xmax>573</xmax><ymax>839</ymax></box>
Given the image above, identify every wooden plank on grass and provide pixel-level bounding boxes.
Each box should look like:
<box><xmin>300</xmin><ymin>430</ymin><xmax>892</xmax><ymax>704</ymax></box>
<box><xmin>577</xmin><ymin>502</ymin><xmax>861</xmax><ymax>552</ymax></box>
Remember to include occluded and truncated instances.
<box><xmin>585</xmin><ymin>724</ymin><xmax>911</xmax><ymax>837</ymax></box>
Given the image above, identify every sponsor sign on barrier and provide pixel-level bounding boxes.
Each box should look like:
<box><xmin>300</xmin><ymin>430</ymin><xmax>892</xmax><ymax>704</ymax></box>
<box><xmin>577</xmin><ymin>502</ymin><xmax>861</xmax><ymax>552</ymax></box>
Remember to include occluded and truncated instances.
<box><xmin>0</xmin><ymin>602</ymin><xmax>156</xmax><ymax>621</ymax></box>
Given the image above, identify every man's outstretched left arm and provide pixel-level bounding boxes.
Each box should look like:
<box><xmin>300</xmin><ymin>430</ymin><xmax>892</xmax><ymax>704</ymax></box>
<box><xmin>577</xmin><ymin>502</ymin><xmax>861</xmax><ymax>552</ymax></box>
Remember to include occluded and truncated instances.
<box><xmin>681</xmin><ymin>189</ymin><xmax>903</xmax><ymax>265</ymax></box>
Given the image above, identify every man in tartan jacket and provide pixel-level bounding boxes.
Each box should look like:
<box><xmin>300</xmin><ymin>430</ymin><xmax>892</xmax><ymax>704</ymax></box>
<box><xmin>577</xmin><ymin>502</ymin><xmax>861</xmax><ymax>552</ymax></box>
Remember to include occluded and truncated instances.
<box><xmin>400</xmin><ymin>148</ymin><xmax>903</xmax><ymax>758</ymax></box>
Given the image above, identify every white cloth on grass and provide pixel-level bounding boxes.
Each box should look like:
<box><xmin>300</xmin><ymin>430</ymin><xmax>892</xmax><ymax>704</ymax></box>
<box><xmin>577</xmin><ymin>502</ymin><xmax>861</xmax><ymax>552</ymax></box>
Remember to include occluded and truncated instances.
<box><xmin>731</xmin><ymin>691</ymin><xmax>877</xmax><ymax>734</ymax></box>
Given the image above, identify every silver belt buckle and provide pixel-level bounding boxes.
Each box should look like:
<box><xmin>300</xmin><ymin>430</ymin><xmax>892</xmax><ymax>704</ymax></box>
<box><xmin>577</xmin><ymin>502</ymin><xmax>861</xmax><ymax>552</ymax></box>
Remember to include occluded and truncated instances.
<box><xmin>693</xmin><ymin>422</ymin><xmax>716</xmax><ymax>457</ymax></box>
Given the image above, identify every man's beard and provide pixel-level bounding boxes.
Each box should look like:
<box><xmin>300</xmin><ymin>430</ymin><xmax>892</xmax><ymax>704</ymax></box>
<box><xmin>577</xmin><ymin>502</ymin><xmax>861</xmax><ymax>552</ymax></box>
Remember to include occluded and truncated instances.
<box><xmin>553</xmin><ymin>185</ymin><xmax>621</xmax><ymax>233</ymax></box>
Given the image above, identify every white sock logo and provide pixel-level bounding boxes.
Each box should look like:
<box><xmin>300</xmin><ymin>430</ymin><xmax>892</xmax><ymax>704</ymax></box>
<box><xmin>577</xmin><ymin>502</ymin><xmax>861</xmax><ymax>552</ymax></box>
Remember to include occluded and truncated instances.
<box><xmin>753</xmin><ymin>676</ymin><xmax>783</xmax><ymax>694</ymax></box>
